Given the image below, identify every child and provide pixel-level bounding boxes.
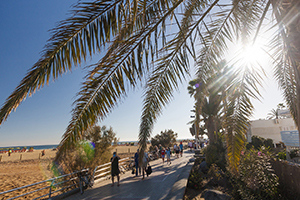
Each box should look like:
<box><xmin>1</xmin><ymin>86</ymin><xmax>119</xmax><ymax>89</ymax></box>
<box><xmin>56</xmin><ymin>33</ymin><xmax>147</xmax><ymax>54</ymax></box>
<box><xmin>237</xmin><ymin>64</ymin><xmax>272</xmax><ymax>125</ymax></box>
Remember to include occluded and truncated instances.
<box><xmin>161</xmin><ymin>148</ymin><xmax>165</xmax><ymax>163</ymax></box>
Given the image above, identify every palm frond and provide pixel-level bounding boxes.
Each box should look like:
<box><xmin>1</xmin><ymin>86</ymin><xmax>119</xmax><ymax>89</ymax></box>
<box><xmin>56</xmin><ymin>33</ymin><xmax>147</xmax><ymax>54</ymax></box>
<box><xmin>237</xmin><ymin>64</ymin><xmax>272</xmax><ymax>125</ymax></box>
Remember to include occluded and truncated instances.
<box><xmin>224</xmin><ymin>66</ymin><xmax>262</xmax><ymax>174</ymax></box>
<box><xmin>271</xmin><ymin>32</ymin><xmax>297</xmax><ymax>123</ymax></box>
<box><xmin>0</xmin><ymin>0</ymin><xmax>130</xmax><ymax>125</ymax></box>
<box><xmin>57</xmin><ymin>0</ymin><xmax>185</xmax><ymax>155</ymax></box>
<box><xmin>138</xmin><ymin>0</ymin><xmax>221</xmax><ymax>154</ymax></box>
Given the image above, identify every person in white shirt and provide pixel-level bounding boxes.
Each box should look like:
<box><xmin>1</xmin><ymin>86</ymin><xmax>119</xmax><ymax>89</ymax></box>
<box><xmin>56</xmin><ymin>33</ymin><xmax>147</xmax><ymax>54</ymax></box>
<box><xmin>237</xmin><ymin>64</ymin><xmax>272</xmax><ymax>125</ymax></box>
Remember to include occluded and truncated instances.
<box><xmin>141</xmin><ymin>152</ymin><xmax>149</xmax><ymax>180</ymax></box>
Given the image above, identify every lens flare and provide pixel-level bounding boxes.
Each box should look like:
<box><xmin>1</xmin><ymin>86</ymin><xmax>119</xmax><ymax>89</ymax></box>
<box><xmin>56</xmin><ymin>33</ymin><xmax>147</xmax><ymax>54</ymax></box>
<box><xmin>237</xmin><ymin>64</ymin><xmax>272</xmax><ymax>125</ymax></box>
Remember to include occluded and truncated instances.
<box><xmin>77</xmin><ymin>140</ymin><xmax>95</xmax><ymax>163</ymax></box>
<box><xmin>51</xmin><ymin>161</ymin><xmax>64</xmax><ymax>177</ymax></box>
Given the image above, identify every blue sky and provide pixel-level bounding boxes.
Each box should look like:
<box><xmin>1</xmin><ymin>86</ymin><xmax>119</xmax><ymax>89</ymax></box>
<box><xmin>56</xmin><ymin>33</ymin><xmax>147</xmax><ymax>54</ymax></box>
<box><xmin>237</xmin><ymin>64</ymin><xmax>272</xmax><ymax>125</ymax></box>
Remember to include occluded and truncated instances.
<box><xmin>0</xmin><ymin>1</ymin><xmax>284</xmax><ymax>146</ymax></box>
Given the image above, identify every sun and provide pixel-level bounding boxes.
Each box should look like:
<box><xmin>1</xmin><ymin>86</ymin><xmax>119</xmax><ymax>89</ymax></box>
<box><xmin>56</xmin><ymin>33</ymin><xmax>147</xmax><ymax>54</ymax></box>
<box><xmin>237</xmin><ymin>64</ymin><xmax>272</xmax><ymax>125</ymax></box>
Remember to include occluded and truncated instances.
<box><xmin>228</xmin><ymin>36</ymin><xmax>270</xmax><ymax>70</ymax></box>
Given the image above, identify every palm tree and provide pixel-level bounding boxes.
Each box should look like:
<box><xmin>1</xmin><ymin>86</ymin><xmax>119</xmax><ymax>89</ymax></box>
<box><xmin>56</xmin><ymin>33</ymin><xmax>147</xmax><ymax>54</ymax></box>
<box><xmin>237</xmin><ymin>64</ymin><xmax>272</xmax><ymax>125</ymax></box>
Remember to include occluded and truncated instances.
<box><xmin>187</xmin><ymin>79</ymin><xmax>203</xmax><ymax>143</ymax></box>
<box><xmin>0</xmin><ymin>1</ymin><xmax>299</xmax><ymax>171</ymax></box>
<box><xmin>267</xmin><ymin>108</ymin><xmax>279</xmax><ymax>120</ymax></box>
<box><xmin>187</xmin><ymin>63</ymin><xmax>225</xmax><ymax>145</ymax></box>
<box><xmin>267</xmin><ymin>103</ymin><xmax>287</xmax><ymax>119</ymax></box>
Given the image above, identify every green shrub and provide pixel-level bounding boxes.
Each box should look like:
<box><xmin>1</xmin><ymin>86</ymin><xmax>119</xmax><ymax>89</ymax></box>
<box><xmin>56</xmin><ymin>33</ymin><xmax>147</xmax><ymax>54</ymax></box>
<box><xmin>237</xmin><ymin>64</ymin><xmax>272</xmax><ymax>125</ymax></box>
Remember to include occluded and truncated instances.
<box><xmin>207</xmin><ymin>164</ymin><xmax>224</xmax><ymax>185</ymax></box>
<box><xmin>277</xmin><ymin>151</ymin><xmax>286</xmax><ymax>160</ymax></box>
<box><xmin>204</xmin><ymin>138</ymin><xmax>226</xmax><ymax>171</ymax></box>
<box><xmin>238</xmin><ymin>148</ymin><xmax>279</xmax><ymax>200</ymax></box>
<box><xmin>247</xmin><ymin>136</ymin><xmax>274</xmax><ymax>150</ymax></box>
<box><xmin>187</xmin><ymin>170</ymin><xmax>203</xmax><ymax>190</ymax></box>
<box><xmin>289</xmin><ymin>149</ymin><xmax>299</xmax><ymax>159</ymax></box>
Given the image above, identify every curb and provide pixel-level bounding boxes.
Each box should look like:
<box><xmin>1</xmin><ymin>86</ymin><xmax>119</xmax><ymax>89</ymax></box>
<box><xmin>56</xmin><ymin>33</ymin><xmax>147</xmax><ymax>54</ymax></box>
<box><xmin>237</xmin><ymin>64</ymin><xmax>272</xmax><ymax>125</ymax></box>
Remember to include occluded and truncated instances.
<box><xmin>165</xmin><ymin>161</ymin><xmax>193</xmax><ymax>200</ymax></box>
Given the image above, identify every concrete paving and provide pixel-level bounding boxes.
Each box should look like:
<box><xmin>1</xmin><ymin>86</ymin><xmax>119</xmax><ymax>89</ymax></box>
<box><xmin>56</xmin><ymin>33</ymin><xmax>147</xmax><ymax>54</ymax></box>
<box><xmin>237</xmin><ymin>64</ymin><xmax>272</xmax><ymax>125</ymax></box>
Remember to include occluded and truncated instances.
<box><xmin>63</xmin><ymin>150</ymin><xmax>194</xmax><ymax>200</ymax></box>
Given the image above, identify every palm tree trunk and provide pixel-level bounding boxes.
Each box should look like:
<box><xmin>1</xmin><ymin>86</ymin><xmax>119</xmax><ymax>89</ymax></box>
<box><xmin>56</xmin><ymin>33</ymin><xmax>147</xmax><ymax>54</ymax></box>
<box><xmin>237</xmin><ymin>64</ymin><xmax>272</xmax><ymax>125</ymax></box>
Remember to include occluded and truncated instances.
<box><xmin>207</xmin><ymin>116</ymin><xmax>216</xmax><ymax>144</ymax></box>
<box><xmin>195</xmin><ymin>101</ymin><xmax>201</xmax><ymax>145</ymax></box>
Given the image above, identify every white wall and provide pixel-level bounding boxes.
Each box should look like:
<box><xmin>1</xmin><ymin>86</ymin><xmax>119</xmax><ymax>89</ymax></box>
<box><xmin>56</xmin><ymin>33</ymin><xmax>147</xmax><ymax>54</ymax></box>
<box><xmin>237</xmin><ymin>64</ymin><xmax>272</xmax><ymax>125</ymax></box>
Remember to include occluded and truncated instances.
<box><xmin>247</xmin><ymin>118</ymin><xmax>297</xmax><ymax>144</ymax></box>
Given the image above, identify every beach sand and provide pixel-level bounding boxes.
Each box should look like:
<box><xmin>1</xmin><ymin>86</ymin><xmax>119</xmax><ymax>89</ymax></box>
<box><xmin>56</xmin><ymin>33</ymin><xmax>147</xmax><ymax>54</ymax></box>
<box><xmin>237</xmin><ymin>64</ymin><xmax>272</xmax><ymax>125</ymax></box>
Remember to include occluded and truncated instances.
<box><xmin>0</xmin><ymin>159</ymin><xmax>53</xmax><ymax>199</ymax></box>
<box><xmin>0</xmin><ymin>149</ymin><xmax>57</xmax><ymax>162</ymax></box>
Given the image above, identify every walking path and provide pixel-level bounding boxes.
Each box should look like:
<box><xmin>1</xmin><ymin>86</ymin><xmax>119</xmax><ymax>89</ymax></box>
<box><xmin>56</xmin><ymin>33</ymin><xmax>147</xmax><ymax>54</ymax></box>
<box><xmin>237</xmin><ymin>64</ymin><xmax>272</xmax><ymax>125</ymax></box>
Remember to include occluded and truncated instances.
<box><xmin>63</xmin><ymin>150</ymin><xmax>194</xmax><ymax>200</ymax></box>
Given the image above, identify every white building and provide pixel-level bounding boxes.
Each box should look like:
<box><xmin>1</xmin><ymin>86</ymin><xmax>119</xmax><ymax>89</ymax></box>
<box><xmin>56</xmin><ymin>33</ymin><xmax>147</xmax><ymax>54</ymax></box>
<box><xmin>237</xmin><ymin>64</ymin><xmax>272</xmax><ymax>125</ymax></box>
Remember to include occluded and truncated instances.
<box><xmin>247</xmin><ymin>118</ymin><xmax>297</xmax><ymax>144</ymax></box>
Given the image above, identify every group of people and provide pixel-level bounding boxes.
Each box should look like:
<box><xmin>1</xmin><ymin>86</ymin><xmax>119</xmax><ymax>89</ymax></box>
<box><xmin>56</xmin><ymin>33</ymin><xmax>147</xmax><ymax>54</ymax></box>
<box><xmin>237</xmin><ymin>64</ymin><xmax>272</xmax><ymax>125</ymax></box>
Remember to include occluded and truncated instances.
<box><xmin>134</xmin><ymin>149</ymin><xmax>150</xmax><ymax>180</ymax></box>
<box><xmin>110</xmin><ymin>141</ymin><xmax>185</xmax><ymax>187</ymax></box>
<box><xmin>188</xmin><ymin>140</ymin><xmax>207</xmax><ymax>151</ymax></box>
<box><xmin>153</xmin><ymin>141</ymin><xmax>184</xmax><ymax>165</ymax></box>
<box><xmin>110</xmin><ymin>148</ymin><xmax>151</xmax><ymax>187</ymax></box>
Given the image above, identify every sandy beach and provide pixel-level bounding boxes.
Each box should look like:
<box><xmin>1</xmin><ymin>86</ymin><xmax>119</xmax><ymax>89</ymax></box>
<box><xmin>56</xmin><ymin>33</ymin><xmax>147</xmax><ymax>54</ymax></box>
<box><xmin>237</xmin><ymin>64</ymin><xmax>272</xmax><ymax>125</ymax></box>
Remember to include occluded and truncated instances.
<box><xmin>0</xmin><ymin>149</ymin><xmax>57</xmax><ymax>162</ymax></box>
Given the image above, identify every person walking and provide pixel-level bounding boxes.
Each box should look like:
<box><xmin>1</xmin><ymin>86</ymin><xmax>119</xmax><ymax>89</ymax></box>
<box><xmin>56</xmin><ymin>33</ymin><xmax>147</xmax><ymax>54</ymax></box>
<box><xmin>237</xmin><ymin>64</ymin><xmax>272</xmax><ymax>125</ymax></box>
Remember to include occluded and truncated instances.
<box><xmin>142</xmin><ymin>151</ymin><xmax>149</xmax><ymax>180</ymax></box>
<box><xmin>174</xmin><ymin>143</ymin><xmax>179</xmax><ymax>158</ymax></box>
<box><xmin>158</xmin><ymin>144</ymin><xmax>162</xmax><ymax>157</ymax></box>
<box><xmin>134</xmin><ymin>149</ymin><xmax>141</xmax><ymax>176</ymax></box>
<box><xmin>166</xmin><ymin>147</ymin><xmax>171</xmax><ymax>165</ymax></box>
<box><xmin>110</xmin><ymin>152</ymin><xmax>120</xmax><ymax>186</ymax></box>
<box><xmin>155</xmin><ymin>145</ymin><xmax>159</xmax><ymax>159</ymax></box>
<box><xmin>179</xmin><ymin>141</ymin><xmax>183</xmax><ymax>157</ymax></box>
<box><xmin>189</xmin><ymin>141</ymin><xmax>193</xmax><ymax>151</ymax></box>
<box><xmin>161</xmin><ymin>148</ymin><xmax>165</xmax><ymax>163</ymax></box>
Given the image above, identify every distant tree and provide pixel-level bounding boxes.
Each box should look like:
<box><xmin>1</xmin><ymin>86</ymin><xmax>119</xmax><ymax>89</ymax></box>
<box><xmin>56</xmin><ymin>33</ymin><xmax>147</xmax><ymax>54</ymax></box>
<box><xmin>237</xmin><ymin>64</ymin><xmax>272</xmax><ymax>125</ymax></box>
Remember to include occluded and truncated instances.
<box><xmin>57</xmin><ymin>125</ymin><xmax>118</xmax><ymax>174</ymax></box>
<box><xmin>246</xmin><ymin>136</ymin><xmax>274</xmax><ymax>150</ymax></box>
<box><xmin>150</xmin><ymin>129</ymin><xmax>178</xmax><ymax>150</ymax></box>
<box><xmin>267</xmin><ymin>103</ymin><xmax>287</xmax><ymax>119</ymax></box>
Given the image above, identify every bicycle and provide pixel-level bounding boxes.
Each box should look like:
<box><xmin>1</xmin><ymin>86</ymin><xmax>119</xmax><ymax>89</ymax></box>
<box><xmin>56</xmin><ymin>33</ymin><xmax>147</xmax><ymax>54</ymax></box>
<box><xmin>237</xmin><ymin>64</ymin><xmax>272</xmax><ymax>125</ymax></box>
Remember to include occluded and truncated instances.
<box><xmin>78</xmin><ymin>170</ymin><xmax>93</xmax><ymax>194</ymax></box>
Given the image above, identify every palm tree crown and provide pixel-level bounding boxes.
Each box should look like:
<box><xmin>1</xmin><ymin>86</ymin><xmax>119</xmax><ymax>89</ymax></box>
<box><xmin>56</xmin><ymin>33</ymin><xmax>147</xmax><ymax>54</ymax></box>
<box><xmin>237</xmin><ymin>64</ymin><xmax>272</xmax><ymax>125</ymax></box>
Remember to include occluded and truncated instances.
<box><xmin>1</xmin><ymin>0</ymin><xmax>300</xmax><ymax>171</ymax></box>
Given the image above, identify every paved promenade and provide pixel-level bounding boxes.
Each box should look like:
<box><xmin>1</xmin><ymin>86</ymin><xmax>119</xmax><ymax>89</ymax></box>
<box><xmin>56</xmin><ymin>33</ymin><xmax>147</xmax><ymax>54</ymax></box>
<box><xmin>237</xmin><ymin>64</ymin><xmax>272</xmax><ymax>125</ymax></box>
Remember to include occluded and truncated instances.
<box><xmin>64</xmin><ymin>151</ymin><xmax>194</xmax><ymax>200</ymax></box>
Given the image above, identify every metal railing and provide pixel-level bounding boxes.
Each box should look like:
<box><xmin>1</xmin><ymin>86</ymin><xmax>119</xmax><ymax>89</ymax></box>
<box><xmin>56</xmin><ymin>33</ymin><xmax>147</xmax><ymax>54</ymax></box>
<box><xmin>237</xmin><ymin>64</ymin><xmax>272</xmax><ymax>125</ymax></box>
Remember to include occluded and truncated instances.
<box><xmin>0</xmin><ymin>168</ymin><xmax>88</xmax><ymax>200</ymax></box>
<box><xmin>0</xmin><ymin>157</ymin><xmax>134</xmax><ymax>200</ymax></box>
<box><xmin>92</xmin><ymin>157</ymin><xmax>133</xmax><ymax>184</ymax></box>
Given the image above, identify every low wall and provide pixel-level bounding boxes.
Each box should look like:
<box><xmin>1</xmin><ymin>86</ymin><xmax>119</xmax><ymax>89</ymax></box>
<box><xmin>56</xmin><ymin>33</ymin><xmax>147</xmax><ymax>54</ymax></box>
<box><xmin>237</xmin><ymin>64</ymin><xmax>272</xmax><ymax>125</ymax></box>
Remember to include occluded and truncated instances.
<box><xmin>271</xmin><ymin>159</ymin><xmax>300</xmax><ymax>197</ymax></box>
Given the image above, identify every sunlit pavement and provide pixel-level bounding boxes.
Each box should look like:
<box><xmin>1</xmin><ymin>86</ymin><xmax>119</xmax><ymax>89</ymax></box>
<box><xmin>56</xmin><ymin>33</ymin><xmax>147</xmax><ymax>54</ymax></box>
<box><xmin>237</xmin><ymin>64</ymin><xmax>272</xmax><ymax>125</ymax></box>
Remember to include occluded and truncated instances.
<box><xmin>63</xmin><ymin>150</ymin><xmax>194</xmax><ymax>200</ymax></box>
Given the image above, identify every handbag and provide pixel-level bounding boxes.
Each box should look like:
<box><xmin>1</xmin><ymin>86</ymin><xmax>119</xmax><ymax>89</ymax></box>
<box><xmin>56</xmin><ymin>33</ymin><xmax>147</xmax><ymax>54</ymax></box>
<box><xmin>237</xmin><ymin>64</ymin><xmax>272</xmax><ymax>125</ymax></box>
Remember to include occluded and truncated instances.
<box><xmin>132</xmin><ymin>168</ymin><xmax>135</xmax><ymax>174</ymax></box>
<box><xmin>146</xmin><ymin>164</ymin><xmax>152</xmax><ymax>175</ymax></box>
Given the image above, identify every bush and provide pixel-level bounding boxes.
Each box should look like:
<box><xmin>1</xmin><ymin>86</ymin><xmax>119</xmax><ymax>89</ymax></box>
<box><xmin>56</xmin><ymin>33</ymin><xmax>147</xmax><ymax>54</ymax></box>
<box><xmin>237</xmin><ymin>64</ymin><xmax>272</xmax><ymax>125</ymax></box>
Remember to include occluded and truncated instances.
<box><xmin>187</xmin><ymin>170</ymin><xmax>203</xmax><ymax>190</ymax></box>
<box><xmin>187</xmin><ymin>158</ymin><xmax>205</xmax><ymax>190</ymax></box>
<box><xmin>247</xmin><ymin>136</ymin><xmax>274</xmax><ymax>150</ymax></box>
<box><xmin>207</xmin><ymin>164</ymin><xmax>224</xmax><ymax>185</ymax></box>
<box><xmin>277</xmin><ymin>151</ymin><xmax>286</xmax><ymax>160</ymax></box>
<box><xmin>55</xmin><ymin>125</ymin><xmax>118</xmax><ymax>175</ymax></box>
<box><xmin>289</xmin><ymin>149</ymin><xmax>299</xmax><ymax>159</ymax></box>
<box><xmin>204</xmin><ymin>137</ymin><xmax>226</xmax><ymax>171</ymax></box>
<box><xmin>237</xmin><ymin>148</ymin><xmax>279</xmax><ymax>200</ymax></box>
<box><xmin>150</xmin><ymin>129</ymin><xmax>178</xmax><ymax>150</ymax></box>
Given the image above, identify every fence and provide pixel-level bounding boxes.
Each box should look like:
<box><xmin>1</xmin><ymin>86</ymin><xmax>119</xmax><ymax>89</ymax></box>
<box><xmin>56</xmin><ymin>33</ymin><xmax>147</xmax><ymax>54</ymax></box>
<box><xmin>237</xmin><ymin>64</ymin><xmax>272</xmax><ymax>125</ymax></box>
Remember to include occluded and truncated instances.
<box><xmin>0</xmin><ymin>169</ymin><xmax>86</xmax><ymax>200</ymax></box>
<box><xmin>0</xmin><ymin>157</ymin><xmax>133</xmax><ymax>200</ymax></box>
<box><xmin>93</xmin><ymin>157</ymin><xmax>133</xmax><ymax>184</ymax></box>
<box><xmin>271</xmin><ymin>159</ymin><xmax>300</xmax><ymax>198</ymax></box>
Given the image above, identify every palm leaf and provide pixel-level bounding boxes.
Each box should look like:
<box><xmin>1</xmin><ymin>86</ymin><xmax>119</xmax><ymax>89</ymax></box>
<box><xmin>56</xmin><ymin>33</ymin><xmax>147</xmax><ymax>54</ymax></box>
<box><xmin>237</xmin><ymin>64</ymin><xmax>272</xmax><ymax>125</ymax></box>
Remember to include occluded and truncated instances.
<box><xmin>138</xmin><ymin>0</ymin><xmax>221</xmax><ymax>154</ymax></box>
<box><xmin>0</xmin><ymin>0</ymin><xmax>131</xmax><ymax>125</ymax></box>
<box><xmin>57</xmin><ymin>0</ymin><xmax>186</xmax><ymax>155</ymax></box>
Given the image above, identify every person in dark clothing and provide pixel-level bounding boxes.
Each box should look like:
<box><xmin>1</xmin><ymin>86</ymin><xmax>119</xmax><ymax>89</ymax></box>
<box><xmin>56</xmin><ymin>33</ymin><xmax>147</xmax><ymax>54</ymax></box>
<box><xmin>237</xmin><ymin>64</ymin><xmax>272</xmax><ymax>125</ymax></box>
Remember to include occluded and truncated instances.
<box><xmin>111</xmin><ymin>152</ymin><xmax>120</xmax><ymax>186</ymax></box>
<box><xmin>134</xmin><ymin>149</ymin><xmax>141</xmax><ymax>176</ymax></box>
